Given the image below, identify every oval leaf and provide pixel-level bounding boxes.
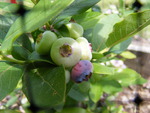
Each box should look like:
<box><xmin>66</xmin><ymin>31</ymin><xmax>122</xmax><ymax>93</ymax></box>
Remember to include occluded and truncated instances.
<box><xmin>0</xmin><ymin>61</ymin><xmax>23</xmax><ymax>100</ymax></box>
<box><xmin>110</xmin><ymin>68</ymin><xmax>147</xmax><ymax>87</ymax></box>
<box><xmin>99</xmin><ymin>77</ymin><xmax>122</xmax><ymax>94</ymax></box>
<box><xmin>53</xmin><ymin>0</ymin><xmax>100</xmax><ymax>28</ymax></box>
<box><xmin>0</xmin><ymin>0</ymin><xmax>74</xmax><ymax>54</ymax></box>
<box><xmin>22</xmin><ymin>66</ymin><xmax>66</xmax><ymax>108</ymax></box>
<box><xmin>89</xmin><ymin>82</ymin><xmax>103</xmax><ymax>103</ymax></box>
<box><xmin>93</xmin><ymin>63</ymin><xmax>114</xmax><ymax>75</ymax></box>
<box><xmin>91</xmin><ymin>14</ymin><xmax>121</xmax><ymax>52</ymax></box>
<box><xmin>106</xmin><ymin>10</ymin><xmax>150</xmax><ymax>48</ymax></box>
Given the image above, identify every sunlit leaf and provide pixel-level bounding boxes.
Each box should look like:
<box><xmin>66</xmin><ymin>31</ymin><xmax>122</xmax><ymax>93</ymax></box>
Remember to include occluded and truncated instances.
<box><xmin>91</xmin><ymin>14</ymin><xmax>121</xmax><ymax>52</ymax></box>
<box><xmin>106</xmin><ymin>10</ymin><xmax>150</xmax><ymax>48</ymax></box>
<box><xmin>0</xmin><ymin>0</ymin><xmax>74</xmax><ymax>54</ymax></box>
<box><xmin>110</xmin><ymin>68</ymin><xmax>147</xmax><ymax>87</ymax></box>
<box><xmin>93</xmin><ymin>63</ymin><xmax>114</xmax><ymax>75</ymax></box>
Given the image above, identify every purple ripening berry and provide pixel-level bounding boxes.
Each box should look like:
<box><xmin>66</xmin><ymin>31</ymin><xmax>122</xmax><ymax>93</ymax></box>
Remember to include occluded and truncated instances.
<box><xmin>71</xmin><ymin>60</ymin><xmax>93</xmax><ymax>83</ymax></box>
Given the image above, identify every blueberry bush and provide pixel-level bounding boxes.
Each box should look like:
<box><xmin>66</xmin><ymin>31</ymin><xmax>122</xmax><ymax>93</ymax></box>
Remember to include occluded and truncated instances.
<box><xmin>0</xmin><ymin>0</ymin><xmax>150</xmax><ymax>112</ymax></box>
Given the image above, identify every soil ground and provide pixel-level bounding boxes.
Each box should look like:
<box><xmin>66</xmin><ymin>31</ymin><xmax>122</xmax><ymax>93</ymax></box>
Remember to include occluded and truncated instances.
<box><xmin>116</xmin><ymin>37</ymin><xmax>150</xmax><ymax>113</ymax></box>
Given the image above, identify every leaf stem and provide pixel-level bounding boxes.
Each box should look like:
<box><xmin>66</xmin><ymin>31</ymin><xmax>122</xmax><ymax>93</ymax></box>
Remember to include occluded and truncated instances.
<box><xmin>119</xmin><ymin>0</ymin><xmax>125</xmax><ymax>16</ymax></box>
<box><xmin>31</xmin><ymin>0</ymin><xmax>37</xmax><ymax>4</ymax></box>
<box><xmin>1</xmin><ymin>54</ymin><xmax>25</xmax><ymax>64</ymax></box>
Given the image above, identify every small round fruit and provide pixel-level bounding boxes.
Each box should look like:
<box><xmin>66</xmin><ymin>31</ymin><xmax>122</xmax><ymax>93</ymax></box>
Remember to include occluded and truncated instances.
<box><xmin>50</xmin><ymin>38</ymin><xmax>82</xmax><ymax>68</ymax></box>
<box><xmin>71</xmin><ymin>60</ymin><xmax>93</xmax><ymax>83</ymax></box>
<box><xmin>35</xmin><ymin>31</ymin><xmax>57</xmax><ymax>55</ymax></box>
<box><xmin>65</xmin><ymin>70</ymin><xmax>70</xmax><ymax>83</ymax></box>
<box><xmin>66</xmin><ymin>23</ymin><xmax>83</xmax><ymax>39</ymax></box>
<box><xmin>76</xmin><ymin>37</ymin><xmax>92</xmax><ymax>61</ymax></box>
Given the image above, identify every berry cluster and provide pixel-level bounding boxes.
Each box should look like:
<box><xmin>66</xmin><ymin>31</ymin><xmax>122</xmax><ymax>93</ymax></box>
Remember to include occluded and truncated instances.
<box><xmin>35</xmin><ymin>23</ymin><xmax>93</xmax><ymax>83</ymax></box>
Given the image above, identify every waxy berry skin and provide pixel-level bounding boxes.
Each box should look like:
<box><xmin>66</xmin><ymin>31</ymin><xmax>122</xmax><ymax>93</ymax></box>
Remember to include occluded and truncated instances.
<box><xmin>71</xmin><ymin>60</ymin><xmax>93</xmax><ymax>83</ymax></box>
<box><xmin>76</xmin><ymin>37</ymin><xmax>92</xmax><ymax>61</ymax></box>
<box><xmin>35</xmin><ymin>31</ymin><xmax>57</xmax><ymax>55</ymax></box>
<box><xmin>50</xmin><ymin>38</ymin><xmax>82</xmax><ymax>68</ymax></box>
<box><xmin>66</xmin><ymin>23</ymin><xmax>83</xmax><ymax>39</ymax></box>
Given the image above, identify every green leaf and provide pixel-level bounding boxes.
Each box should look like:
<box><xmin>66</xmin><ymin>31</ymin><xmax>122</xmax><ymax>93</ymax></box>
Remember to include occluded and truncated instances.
<box><xmin>22</xmin><ymin>66</ymin><xmax>66</xmax><ymax>108</ymax></box>
<box><xmin>64</xmin><ymin>96</ymin><xmax>78</xmax><ymax>108</ymax></box>
<box><xmin>91</xmin><ymin>74</ymin><xmax>122</xmax><ymax>94</ymax></box>
<box><xmin>78</xmin><ymin>81</ymin><xmax>90</xmax><ymax>93</ymax></box>
<box><xmin>73</xmin><ymin>11</ymin><xmax>102</xmax><ymax>30</ymax></box>
<box><xmin>0</xmin><ymin>3</ymin><xmax>19</xmax><ymax>44</ymax></box>
<box><xmin>99</xmin><ymin>77</ymin><xmax>122</xmax><ymax>94</ymax></box>
<box><xmin>93</xmin><ymin>63</ymin><xmax>114</xmax><ymax>75</ymax></box>
<box><xmin>0</xmin><ymin>110</ymin><xmax>20</xmax><ymax>113</ymax></box>
<box><xmin>68</xmin><ymin>82</ymin><xmax>89</xmax><ymax>101</ymax></box>
<box><xmin>0</xmin><ymin>0</ymin><xmax>74</xmax><ymax>54</ymax></box>
<box><xmin>110</xmin><ymin>68</ymin><xmax>147</xmax><ymax>87</ymax></box>
<box><xmin>11</xmin><ymin>46</ymin><xmax>29</xmax><ymax>60</ymax></box>
<box><xmin>108</xmin><ymin>38</ymin><xmax>132</xmax><ymax>54</ymax></box>
<box><xmin>14</xmin><ymin>34</ymin><xmax>33</xmax><ymax>52</ymax></box>
<box><xmin>0</xmin><ymin>61</ymin><xmax>23</xmax><ymax>100</ymax></box>
<box><xmin>92</xmin><ymin>5</ymin><xmax>101</xmax><ymax>12</ymax></box>
<box><xmin>120</xmin><ymin>51</ymin><xmax>136</xmax><ymax>59</ymax></box>
<box><xmin>0</xmin><ymin>14</ymin><xmax>16</xmax><ymax>43</ymax></box>
<box><xmin>56</xmin><ymin>107</ymin><xmax>92</xmax><ymax>113</ymax></box>
<box><xmin>106</xmin><ymin>10</ymin><xmax>150</xmax><ymax>48</ymax></box>
<box><xmin>28</xmin><ymin>51</ymin><xmax>53</xmax><ymax>64</ymax></box>
<box><xmin>83</xmin><ymin>28</ymin><xmax>93</xmax><ymax>42</ymax></box>
<box><xmin>92</xmin><ymin>52</ymin><xmax>104</xmax><ymax>59</ymax></box>
<box><xmin>1</xmin><ymin>3</ymin><xmax>19</xmax><ymax>14</ymax></box>
<box><xmin>53</xmin><ymin>0</ymin><xmax>100</xmax><ymax>28</ymax></box>
<box><xmin>11</xmin><ymin>34</ymin><xmax>33</xmax><ymax>60</ymax></box>
<box><xmin>102</xmin><ymin>109</ymin><xmax>109</xmax><ymax>113</ymax></box>
<box><xmin>89</xmin><ymin>81</ymin><xmax>103</xmax><ymax>103</ymax></box>
<box><xmin>91</xmin><ymin>14</ymin><xmax>121</xmax><ymax>52</ymax></box>
<box><xmin>0</xmin><ymin>2</ymin><xmax>10</xmax><ymax>10</ymax></box>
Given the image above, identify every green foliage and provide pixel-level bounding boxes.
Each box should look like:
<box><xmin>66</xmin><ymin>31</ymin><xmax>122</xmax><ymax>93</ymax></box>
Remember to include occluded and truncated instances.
<box><xmin>56</xmin><ymin>107</ymin><xmax>92</xmax><ymax>113</ymax></box>
<box><xmin>120</xmin><ymin>51</ymin><xmax>136</xmax><ymax>59</ymax></box>
<box><xmin>0</xmin><ymin>14</ymin><xmax>16</xmax><ymax>43</ymax></box>
<box><xmin>0</xmin><ymin>0</ymin><xmax>149</xmax><ymax>112</ymax></box>
<box><xmin>109</xmin><ymin>68</ymin><xmax>147</xmax><ymax>87</ymax></box>
<box><xmin>0</xmin><ymin>0</ymin><xmax>74</xmax><ymax>54</ymax></box>
<box><xmin>73</xmin><ymin>11</ymin><xmax>102</xmax><ymax>30</ymax></box>
<box><xmin>108</xmin><ymin>38</ymin><xmax>132</xmax><ymax>54</ymax></box>
<box><xmin>11</xmin><ymin>34</ymin><xmax>33</xmax><ymax>60</ymax></box>
<box><xmin>92</xmin><ymin>52</ymin><xmax>104</xmax><ymax>59</ymax></box>
<box><xmin>89</xmin><ymin>80</ymin><xmax>103</xmax><ymax>103</ymax></box>
<box><xmin>0</xmin><ymin>110</ymin><xmax>20</xmax><ymax>113</ymax></box>
<box><xmin>99</xmin><ymin>77</ymin><xmax>122</xmax><ymax>94</ymax></box>
<box><xmin>106</xmin><ymin>10</ymin><xmax>150</xmax><ymax>48</ymax></box>
<box><xmin>22</xmin><ymin>66</ymin><xmax>66</xmax><ymax>108</ymax></box>
<box><xmin>0</xmin><ymin>62</ymin><xmax>23</xmax><ymax>100</ymax></box>
<box><xmin>28</xmin><ymin>51</ymin><xmax>53</xmax><ymax>64</ymax></box>
<box><xmin>93</xmin><ymin>63</ymin><xmax>114</xmax><ymax>75</ymax></box>
<box><xmin>91</xmin><ymin>14</ymin><xmax>122</xmax><ymax>51</ymax></box>
<box><xmin>68</xmin><ymin>82</ymin><xmax>90</xmax><ymax>101</ymax></box>
<box><xmin>52</xmin><ymin>0</ymin><xmax>100</xmax><ymax>28</ymax></box>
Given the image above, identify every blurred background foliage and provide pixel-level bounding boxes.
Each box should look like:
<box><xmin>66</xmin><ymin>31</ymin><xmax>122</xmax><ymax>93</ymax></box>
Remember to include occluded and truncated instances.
<box><xmin>0</xmin><ymin>0</ymin><xmax>150</xmax><ymax>113</ymax></box>
<box><xmin>98</xmin><ymin>0</ymin><xmax>150</xmax><ymax>39</ymax></box>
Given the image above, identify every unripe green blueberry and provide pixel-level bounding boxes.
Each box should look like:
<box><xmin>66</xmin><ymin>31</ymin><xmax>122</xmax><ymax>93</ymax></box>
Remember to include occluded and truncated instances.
<box><xmin>50</xmin><ymin>38</ymin><xmax>82</xmax><ymax>68</ymax></box>
<box><xmin>65</xmin><ymin>70</ymin><xmax>70</xmax><ymax>83</ymax></box>
<box><xmin>76</xmin><ymin>37</ymin><xmax>92</xmax><ymax>61</ymax></box>
<box><xmin>65</xmin><ymin>23</ymin><xmax>83</xmax><ymax>39</ymax></box>
<box><xmin>35</xmin><ymin>31</ymin><xmax>57</xmax><ymax>55</ymax></box>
